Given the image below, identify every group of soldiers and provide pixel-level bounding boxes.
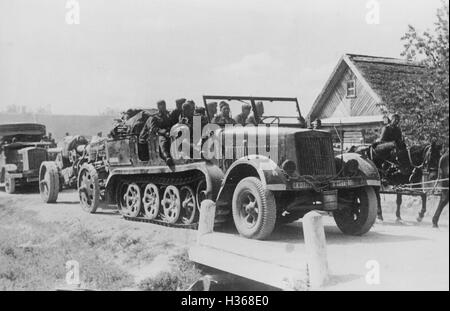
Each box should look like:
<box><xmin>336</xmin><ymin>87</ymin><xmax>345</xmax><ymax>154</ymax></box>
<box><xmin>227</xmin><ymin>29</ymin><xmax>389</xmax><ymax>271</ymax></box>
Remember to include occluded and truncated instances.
<box><xmin>108</xmin><ymin>98</ymin><xmax>274</xmax><ymax>166</ymax></box>
<box><xmin>140</xmin><ymin>99</ymin><xmax>273</xmax><ymax>166</ymax></box>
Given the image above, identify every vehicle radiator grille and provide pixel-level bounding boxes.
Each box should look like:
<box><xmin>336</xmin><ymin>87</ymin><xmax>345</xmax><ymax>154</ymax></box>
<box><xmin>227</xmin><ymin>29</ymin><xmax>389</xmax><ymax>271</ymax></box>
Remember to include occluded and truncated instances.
<box><xmin>27</xmin><ymin>149</ymin><xmax>47</xmax><ymax>170</ymax></box>
<box><xmin>296</xmin><ymin>134</ymin><xmax>335</xmax><ymax>176</ymax></box>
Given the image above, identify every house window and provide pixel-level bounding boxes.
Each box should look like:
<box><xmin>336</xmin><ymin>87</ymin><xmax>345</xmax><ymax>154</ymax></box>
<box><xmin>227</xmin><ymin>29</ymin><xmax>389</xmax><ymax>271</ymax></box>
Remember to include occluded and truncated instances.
<box><xmin>346</xmin><ymin>80</ymin><xmax>356</xmax><ymax>98</ymax></box>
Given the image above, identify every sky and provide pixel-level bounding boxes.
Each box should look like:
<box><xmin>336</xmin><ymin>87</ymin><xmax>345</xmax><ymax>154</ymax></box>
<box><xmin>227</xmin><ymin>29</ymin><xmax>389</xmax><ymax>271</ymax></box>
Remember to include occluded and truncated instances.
<box><xmin>0</xmin><ymin>0</ymin><xmax>444</xmax><ymax>115</ymax></box>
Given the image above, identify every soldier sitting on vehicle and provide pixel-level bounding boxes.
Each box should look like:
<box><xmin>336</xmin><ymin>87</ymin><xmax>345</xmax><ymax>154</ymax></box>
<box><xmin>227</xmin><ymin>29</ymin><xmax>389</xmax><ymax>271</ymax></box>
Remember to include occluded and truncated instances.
<box><xmin>140</xmin><ymin>100</ymin><xmax>173</xmax><ymax>166</ymax></box>
<box><xmin>169</xmin><ymin>98</ymin><xmax>186</xmax><ymax>127</ymax></box>
<box><xmin>212</xmin><ymin>101</ymin><xmax>236</xmax><ymax>126</ymax></box>
<box><xmin>246</xmin><ymin>101</ymin><xmax>264</xmax><ymax>125</ymax></box>
<box><xmin>206</xmin><ymin>101</ymin><xmax>218</xmax><ymax>120</ymax></box>
<box><xmin>234</xmin><ymin>103</ymin><xmax>252</xmax><ymax>126</ymax></box>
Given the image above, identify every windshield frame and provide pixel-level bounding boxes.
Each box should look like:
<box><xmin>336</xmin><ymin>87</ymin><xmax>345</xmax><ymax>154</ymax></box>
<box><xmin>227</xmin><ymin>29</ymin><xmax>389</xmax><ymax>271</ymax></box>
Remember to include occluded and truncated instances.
<box><xmin>202</xmin><ymin>95</ymin><xmax>303</xmax><ymax>125</ymax></box>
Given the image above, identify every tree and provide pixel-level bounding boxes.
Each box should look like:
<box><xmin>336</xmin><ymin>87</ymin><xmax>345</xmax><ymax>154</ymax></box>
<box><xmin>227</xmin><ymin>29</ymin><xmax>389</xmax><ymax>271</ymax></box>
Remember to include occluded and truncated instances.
<box><xmin>390</xmin><ymin>1</ymin><xmax>449</xmax><ymax>146</ymax></box>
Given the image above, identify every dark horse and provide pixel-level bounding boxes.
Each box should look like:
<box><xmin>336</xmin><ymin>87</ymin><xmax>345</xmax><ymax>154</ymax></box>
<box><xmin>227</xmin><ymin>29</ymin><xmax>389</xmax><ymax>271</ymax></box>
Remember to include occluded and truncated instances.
<box><xmin>431</xmin><ymin>151</ymin><xmax>449</xmax><ymax>228</ymax></box>
<box><xmin>352</xmin><ymin>141</ymin><xmax>442</xmax><ymax>222</ymax></box>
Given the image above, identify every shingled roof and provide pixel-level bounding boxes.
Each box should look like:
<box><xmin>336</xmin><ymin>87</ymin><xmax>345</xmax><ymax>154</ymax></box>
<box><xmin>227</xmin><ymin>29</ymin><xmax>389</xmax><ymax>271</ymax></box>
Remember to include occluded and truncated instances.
<box><xmin>308</xmin><ymin>53</ymin><xmax>428</xmax><ymax>120</ymax></box>
<box><xmin>347</xmin><ymin>54</ymin><xmax>427</xmax><ymax>106</ymax></box>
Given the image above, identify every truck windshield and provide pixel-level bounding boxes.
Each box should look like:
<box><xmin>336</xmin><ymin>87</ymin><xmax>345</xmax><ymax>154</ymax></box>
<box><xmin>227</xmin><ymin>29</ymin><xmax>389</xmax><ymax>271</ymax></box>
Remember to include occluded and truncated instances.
<box><xmin>203</xmin><ymin>96</ymin><xmax>304</xmax><ymax>125</ymax></box>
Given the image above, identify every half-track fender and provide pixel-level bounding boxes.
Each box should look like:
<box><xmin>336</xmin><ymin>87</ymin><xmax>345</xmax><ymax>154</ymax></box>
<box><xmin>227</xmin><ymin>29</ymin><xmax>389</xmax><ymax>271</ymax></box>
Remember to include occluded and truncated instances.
<box><xmin>336</xmin><ymin>153</ymin><xmax>380</xmax><ymax>185</ymax></box>
<box><xmin>215</xmin><ymin>155</ymin><xmax>287</xmax><ymax>206</ymax></box>
<box><xmin>104</xmin><ymin>162</ymin><xmax>224</xmax><ymax>205</ymax></box>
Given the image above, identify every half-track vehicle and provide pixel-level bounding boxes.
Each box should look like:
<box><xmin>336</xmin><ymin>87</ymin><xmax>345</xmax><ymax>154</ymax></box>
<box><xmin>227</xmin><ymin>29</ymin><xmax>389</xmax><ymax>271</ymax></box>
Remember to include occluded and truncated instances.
<box><xmin>78</xmin><ymin>96</ymin><xmax>381</xmax><ymax>240</ymax></box>
<box><xmin>39</xmin><ymin>135</ymin><xmax>90</xmax><ymax>203</ymax></box>
<box><xmin>0</xmin><ymin>123</ymin><xmax>54</xmax><ymax>193</ymax></box>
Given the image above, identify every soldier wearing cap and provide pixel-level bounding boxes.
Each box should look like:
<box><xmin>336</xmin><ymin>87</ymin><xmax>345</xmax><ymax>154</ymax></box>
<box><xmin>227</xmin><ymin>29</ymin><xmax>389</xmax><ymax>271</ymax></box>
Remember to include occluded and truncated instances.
<box><xmin>212</xmin><ymin>101</ymin><xmax>236</xmax><ymax>126</ymax></box>
<box><xmin>234</xmin><ymin>103</ymin><xmax>252</xmax><ymax>126</ymax></box>
<box><xmin>378</xmin><ymin>114</ymin><xmax>402</xmax><ymax>144</ymax></box>
<box><xmin>246</xmin><ymin>101</ymin><xmax>264</xmax><ymax>125</ymax></box>
<box><xmin>170</xmin><ymin>98</ymin><xmax>186</xmax><ymax>127</ymax></box>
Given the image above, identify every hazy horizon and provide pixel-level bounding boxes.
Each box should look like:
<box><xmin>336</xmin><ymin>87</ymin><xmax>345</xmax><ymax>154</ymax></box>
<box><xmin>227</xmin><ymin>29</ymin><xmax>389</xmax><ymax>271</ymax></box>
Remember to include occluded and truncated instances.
<box><xmin>0</xmin><ymin>0</ymin><xmax>443</xmax><ymax>116</ymax></box>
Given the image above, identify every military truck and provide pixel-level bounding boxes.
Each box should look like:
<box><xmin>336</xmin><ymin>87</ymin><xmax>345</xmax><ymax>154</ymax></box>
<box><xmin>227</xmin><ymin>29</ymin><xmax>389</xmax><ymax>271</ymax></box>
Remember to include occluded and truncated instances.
<box><xmin>0</xmin><ymin>123</ymin><xmax>53</xmax><ymax>193</ymax></box>
<box><xmin>39</xmin><ymin>135</ymin><xmax>91</xmax><ymax>203</ymax></box>
<box><xmin>78</xmin><ymin>96</ymin><xmax>381</xmax><ymax>240</ymax></box>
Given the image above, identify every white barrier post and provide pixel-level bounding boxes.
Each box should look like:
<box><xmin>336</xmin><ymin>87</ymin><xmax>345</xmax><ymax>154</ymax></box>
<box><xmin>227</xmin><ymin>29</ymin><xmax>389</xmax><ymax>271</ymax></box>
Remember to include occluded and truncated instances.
<box><xmin>197</xmin><ymin>200</ymin><xmax>216</xmax><ymax>244</ymax></box>
<box><xmin>303</xmin><ymin>211</ymin><xmax>329</xmax><ymax>289</ymax></box>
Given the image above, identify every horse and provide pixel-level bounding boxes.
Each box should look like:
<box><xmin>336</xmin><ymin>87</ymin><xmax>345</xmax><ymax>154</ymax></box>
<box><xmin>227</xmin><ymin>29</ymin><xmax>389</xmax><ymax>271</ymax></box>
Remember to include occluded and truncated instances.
<box><xmin>352</xmin><ymin>141</ymin><xmax>442</xmax><ymax>221</ymax></box>
<box><xmin>429</xmin><ymin>151</ymin><xmax>449</xmax><ymax>228</ymax></box>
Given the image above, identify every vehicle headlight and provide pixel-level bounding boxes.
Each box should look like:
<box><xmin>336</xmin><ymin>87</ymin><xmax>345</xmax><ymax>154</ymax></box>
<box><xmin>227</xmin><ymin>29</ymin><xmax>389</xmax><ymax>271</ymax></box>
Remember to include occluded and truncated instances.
<box><xmin>5</xmin><ymin>164</ymin><xmax>18</xmax><ymax>172</ymax></box>
<box><xmin>282</xmin><ymin>160</ymin><xmax>297</xmax><ymax>175</ymax></box>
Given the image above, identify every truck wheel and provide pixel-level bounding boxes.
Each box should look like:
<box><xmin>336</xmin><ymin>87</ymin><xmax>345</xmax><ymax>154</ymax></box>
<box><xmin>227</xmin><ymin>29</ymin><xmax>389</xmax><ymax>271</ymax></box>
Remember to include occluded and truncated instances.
<box><xmin>77</xmin><ymin>163</ymin><xmax>100</xmax><ymax>213</ymax></box>
<box><xmin>39</xmin><ymin>162</ymin><xmax>60</xmax><ymax>203</ymax></box>
<box><xmin>232</xmin><ymin>177</ymin><xmax>276</xmax><ymax>240</ymax></box>
<box><xmin>333</xmin><ymin>186</ymin><xmax>377</xmax><ymax>236</ymax></box>
<box><xmin>4</xmin><ymin>175</ymin><xmax>15</xmax><ymax>194</ymax></box>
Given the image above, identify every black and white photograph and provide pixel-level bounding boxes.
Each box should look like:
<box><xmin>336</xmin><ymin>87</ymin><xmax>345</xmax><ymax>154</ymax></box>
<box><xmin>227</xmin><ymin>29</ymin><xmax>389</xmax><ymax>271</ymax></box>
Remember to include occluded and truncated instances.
<box><xmin>0</xmin><ymin>0</ymin><xmax>448</xmax><ymax>296</ymax></box>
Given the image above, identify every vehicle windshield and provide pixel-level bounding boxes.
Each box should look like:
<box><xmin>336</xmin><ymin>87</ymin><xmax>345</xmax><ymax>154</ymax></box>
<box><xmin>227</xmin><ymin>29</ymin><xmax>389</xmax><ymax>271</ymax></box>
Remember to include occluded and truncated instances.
<box><xmin>202</xmin><ymin>96</ymin><xmax>304</xmax><ymax>125</ymax></box>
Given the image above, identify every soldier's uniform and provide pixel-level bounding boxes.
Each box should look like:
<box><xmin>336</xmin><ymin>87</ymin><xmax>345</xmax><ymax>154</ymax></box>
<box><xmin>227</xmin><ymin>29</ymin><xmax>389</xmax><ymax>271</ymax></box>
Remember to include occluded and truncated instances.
<box><xmin>379</xmin><ymin>124</ymin><xmax>402</xmax><ymax>143</ymax></box>
<box><xmin>169</xmin><ymin>98</ymin><xmax>186</xmax><ymax>127</ymax></box>
<box><xmin>212</xmin><ymin>114</ymin><xmax>236</xmax><ymax>126</ymax></box>
<box><xmin>139</xmin><ymin>109</ymin><xmax>172</xmax><ymax>161</ymax></box>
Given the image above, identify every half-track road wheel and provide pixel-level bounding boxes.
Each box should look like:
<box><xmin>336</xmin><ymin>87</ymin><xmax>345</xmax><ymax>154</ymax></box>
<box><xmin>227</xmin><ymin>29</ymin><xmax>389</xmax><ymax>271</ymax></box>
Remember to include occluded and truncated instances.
<box><xmin>162</xmin><ymin>185</ymin><xmax>181</xmax><ymax>224</ymax></box>
<box><xmin>195</xmin><ymin>179</ymin><xmax>207</xmax><ymax>211</ymax></box>
<box><xmin>77</xmin><ymin>163</ymin><xmax>100</xmax><ymax>213</ymax></box>
<box><xmin>232</xmin><ymin>177</ymin><xmax>277</xmax><ymax>240</ymax></box>
<box><xmin>333</xmin><ymin>186</ymin><xmax>377</xmax><ymax>236</ymax></box>
<box><xmin>119</xmin><ymin>183</ymin><xmax>141</xmax><ymax>217</ymax></box>
<box><xmin>4</xmin><ymin>174</ymin><xmax>15</xmax><ymax>194</ymax></box>
<box><xmin>39</xmin><ymin>161</ymin><xmax>60</xmax><ymax>203</ymax></box>
<box><xmin>180</xmin><ymin>186</ymin><xmax>197</xmax><ymax>225</ymax></box>
<box><xmin>142</xmin><ymin>183</ymin><xmax>160</xmax><ymax>219</ymax></box>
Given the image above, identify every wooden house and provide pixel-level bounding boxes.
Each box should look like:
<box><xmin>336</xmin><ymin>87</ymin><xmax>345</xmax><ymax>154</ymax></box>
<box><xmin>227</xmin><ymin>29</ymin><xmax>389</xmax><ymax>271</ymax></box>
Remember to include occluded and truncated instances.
<box><xmin>307</xmin><ymin>54</ymin><xmax>427</xmax><ymax>148</ymax></box>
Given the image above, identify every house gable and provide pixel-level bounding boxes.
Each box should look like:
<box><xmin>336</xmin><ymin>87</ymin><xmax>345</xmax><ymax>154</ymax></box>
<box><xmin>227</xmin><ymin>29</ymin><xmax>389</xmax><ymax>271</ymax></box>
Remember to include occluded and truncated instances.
<box><xmin>308</xmin><ymin>56</ymin><xmax>382</xmax><ymax>121</ymax></box>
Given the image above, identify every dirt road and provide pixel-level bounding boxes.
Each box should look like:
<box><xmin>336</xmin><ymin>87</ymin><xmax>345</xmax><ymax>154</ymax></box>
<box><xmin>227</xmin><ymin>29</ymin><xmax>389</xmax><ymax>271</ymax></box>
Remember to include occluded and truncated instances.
<box><xmin>0</xmin><ymin>189</ymin><xmax>448</xmax><ymax>291</ymax></box>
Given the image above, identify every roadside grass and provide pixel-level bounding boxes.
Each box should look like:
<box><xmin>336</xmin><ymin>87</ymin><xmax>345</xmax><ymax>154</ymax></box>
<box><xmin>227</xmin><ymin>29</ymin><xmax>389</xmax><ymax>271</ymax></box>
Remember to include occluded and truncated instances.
<box><xmin>0</xmin><ymin>200</ymin><xmax>133</xmax><ymax>290</ymax></box>
<box><xmin>138</xmin><ymin>251</ymin><xmax>202</xmax><ymax>291</ymax></box>
<box><xmin>0</xmin><ymin>197</ymin><xmax>200</xmax><ymax>290</ymax></box>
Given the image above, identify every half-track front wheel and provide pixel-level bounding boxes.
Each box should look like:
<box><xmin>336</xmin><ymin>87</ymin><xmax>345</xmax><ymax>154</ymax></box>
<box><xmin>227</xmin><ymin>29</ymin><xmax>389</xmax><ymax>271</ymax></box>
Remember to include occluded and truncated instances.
<box><xmin>39</xmin><ymin>161</ymin><xmax>60</xmax><ymax>203</ymax></box>
<box><xmin>333</xmin><ymin>186</ymin><xmax>377</xmax><ymax>236</ymax></box>
<box><xmin>232</xmin><ymin>177</ymin><xmax>277</xmax><ymax>240</ymax></box>
<box><xmin>78</xmin><ymin>163</ymin><xmax>100</xmax><ymax>213</ymax></box>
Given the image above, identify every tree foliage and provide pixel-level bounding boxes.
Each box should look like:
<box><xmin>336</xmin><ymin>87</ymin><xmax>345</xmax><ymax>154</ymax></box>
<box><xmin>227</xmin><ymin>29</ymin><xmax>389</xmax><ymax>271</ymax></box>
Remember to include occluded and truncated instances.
<box><xmin>391</xmin><ymin>1</ymin><xmax>449</xmax><ymax>146</ymax></box>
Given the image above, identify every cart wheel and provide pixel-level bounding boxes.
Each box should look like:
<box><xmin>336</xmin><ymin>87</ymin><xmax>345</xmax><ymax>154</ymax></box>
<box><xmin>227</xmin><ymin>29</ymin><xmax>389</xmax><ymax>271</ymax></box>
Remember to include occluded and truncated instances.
<box><xmin>39</xmin><ymin>161</ymin><xmax>60</xmax><ymax>203</ymax></box>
